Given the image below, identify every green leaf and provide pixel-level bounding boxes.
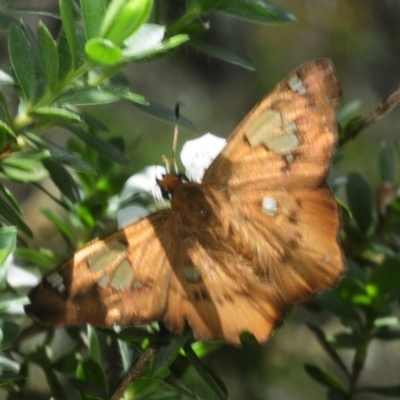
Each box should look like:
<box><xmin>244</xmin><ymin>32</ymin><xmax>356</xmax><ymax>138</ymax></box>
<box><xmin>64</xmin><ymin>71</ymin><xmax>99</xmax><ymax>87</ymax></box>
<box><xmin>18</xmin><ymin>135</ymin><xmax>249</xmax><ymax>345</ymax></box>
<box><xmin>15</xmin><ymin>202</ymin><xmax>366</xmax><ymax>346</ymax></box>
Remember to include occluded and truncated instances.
<box><xmin>304</xmin><ymin>363</ymin><xmax>347</xmax><ymax>393</ymax></box>
<box><xmin>67</xmin><ymin>126</ymin><xmax>130</xmax><ymax>164</ymax></box>
<box><xmin>1</xmin><ymin>154</ymin><xmax>49</xmax><ymax>182</ymax></box>
<box><xmin>14</xmin><ymin>247</ymin><xmax>59</xmax><ymax>269</ymax></box>
<box><xmin>76</xmin><ymin>358</ymin><xmax>108</xmax><ymax>395</ymax></box>
<box><xmin>117</xmin><ymin>338</ymin><xmax>137</xmax><ymax>371</ymax></box>
<box><xmin>313</xmin><ymin>290</ymin><xmax>362</xmax><ymax>327</ymax></box>
<box><xmin>81</xmin><ymin>0</ymin><xmax>106</xmax><ymax>39</ymax></box>
<box><xmin>345</xmin><ymin>172</ymin><xmax>373</xmax><ymax>233</ymax></box>
<box><xmin>33</xmin><ymin>347</ymin><xmax>68</xmax><ymax>400</ymax></box>
<box><xmin>24</xmin><ymin>132</ymin><xmax>95</xmax><ymax>172</ymax></box>
<box><xmin>169</xmin><ymin>355</ymin><xmax>226</xmax><ymax>400</ymax></box>
<box><xmin>41</xmin><ymin>208</ymin><xmax>75</xmax><ymax>245</ymax></box>
<box><xmin>0</xmin><ymin>7</ymin><xmax>59</xmax><ymax>19</ymax></box>
<box><xmin>59</xmin><ymin>0</ymin><xmax>77</xmax><ymax>67</ymax></box>
<box><xmin>307</xmin><ymin>324</ymin><xmax>349</xmax><ymax>376</ymax></box>
<box><xmin>368</xmin><ymin>257</ymin><xmax>400</xmax><ymax>298</ymax></box>
<box><xmin>87</xmin><ymin>326</ymin><xmax>102</xmax><ymax>365</ymax></box>
<box><xmin>55</xmin><ymin>87</ymin><xmax>122</xmax><ymax>106</ymax></box>
<box><xmin>379</xmin><ymin>141</ymin><xmax>396</xmax><ymax>183</ymax></box>
<box><xmin>337</xmin><ymin>100</ymin><xmax>361</xmax><ymax>124</ymax></box>
<box><xmin>341</xmin><ymin>116</ymin><xmax>362</xmax><ymax>142</ymax></box>
<box><xmin>153</xmin><ymin>331</ymin><xmax>191</xmax><ymax>375</ymax></box>
<box><xmin>101</xmin><ymin>86</ymin><xmax>147</xmax><ymax>105</ymax></box>
<box><xmin>0</xmin><ymin>12</ymin><xmax>18</xmax><ymax>30</ymax></box>
<box><xmin>85</xmin><ymin>38</ymin><xmax>123</xmax><ymax>65</ymax></box>
<box><xmin>133</xmin><ymin>102</ymin><xmax>195</xmax><ymax>131</ymax></box>
<box><xmin>0</xmin><ymin>371</ymin><xmax>25</xmax><ymax>386</ymax></box>
<box><xmin>0</xmin><ymin>356</ymin><xmax>20</xmax><ymax>373</ymax></box>
<box><xmin>0</xmin><ymin>120</ymin><xmax>15</xmax><ymax>139</ymax></box>
<box><xmin>0</xmin><ymin>226</ymin><xmax>16</xmax><ymax>266</ymax></box>
<box><xmin>374</xmin><ymin>328</ymin><xmax>400</xmax><ymax>340</ymax></box>
<box><xmin>373</xmin><ymin>316</ymin><xmax>399</xmax><ymax>328</ymax></box>
<box><xmin>219</xmin><ymin>0</ymin><xmax>295</xmax><ymax>24</ymax></box>
<box><xmin>329</xmin><ymin>332</ymin><xmax>362</xmax><ymax>348</ymax></box>
<box><xmin>117</xmin><ymin>326</ymin><xmax>159</xmax><ymax>343</ymax></box>
<box><xmin>337</xmin><ymin>276</ymin><xmax>375</xmax><ymax>307</ymax></box>
<box><xmin>361</xmin><ymin>385</ymin><xmax>400</xmax><ymax>397</ymax></box>
<box><xmin>0</xmin><ymin>196</ymin><xmax>32</xmax><ymax>237</ymax></box>
<box><xmin>19</xmin><ymin>22</ymin><xmax>46</xmax><ymax>100</ymax></box>
<box><xmin>38</xmin><ymin>21</ymin><xmax>59</xmax><ymax>94</ymax></box>
<box><xmin>0</xmin><ymin>183</ymin><xmax>23</xmax><ymax>215</ymax></box>
<box><xmin>42</xmin><ymin>159</ymin><xmax>81</xmax><ymax>203</ymax></box>
<box><xmin>8</xmin><ymin>23</ymin><xmax>37</xmax><ymax>101</ymax></box>
<box><xmin>191</xmin><ymin>40</ymin><xmax>255</xmax><ymax>71</ymax></box>
<box><xmin>184</xmin><ymin>344</ymin><xmax>227</xmax><ymax>399</ymax></box>
<box><xmin>57</xmin><ymin>29</ymin><xmax>73</xmax><ymax>80</ymax></box>
<box><xmin>129</xmin><ymin>376</ymin><xmax>188</xmax><ymax>399</ymax></box>
<box><xmin>0</xmin><ymin>89</ymin><xmax>13</xmax><ymax>124</ymax></box>
<box><xmin>0</xmin><ymin>320</ymin><xmax>20</xmax><ymax>350</ymax></box>
<box><xmin>0</xmin><ymin>293</ymin><xmax>29</xmax><ymax>313</ymax></box>
<box><xmin>29</xmin><ymin>106</ymin><xmax>81</xmax><ymax>124</ymax></box>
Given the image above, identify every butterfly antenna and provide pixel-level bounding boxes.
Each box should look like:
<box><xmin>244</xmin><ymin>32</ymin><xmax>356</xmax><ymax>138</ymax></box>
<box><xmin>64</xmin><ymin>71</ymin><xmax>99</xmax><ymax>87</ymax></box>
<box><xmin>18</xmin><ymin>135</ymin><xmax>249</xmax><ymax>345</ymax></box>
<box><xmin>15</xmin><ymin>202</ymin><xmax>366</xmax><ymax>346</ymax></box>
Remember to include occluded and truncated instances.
<box><xmin>172</xmin><ymin>102</ymin><xmax>182</xmax><ymax>174</ymax></box>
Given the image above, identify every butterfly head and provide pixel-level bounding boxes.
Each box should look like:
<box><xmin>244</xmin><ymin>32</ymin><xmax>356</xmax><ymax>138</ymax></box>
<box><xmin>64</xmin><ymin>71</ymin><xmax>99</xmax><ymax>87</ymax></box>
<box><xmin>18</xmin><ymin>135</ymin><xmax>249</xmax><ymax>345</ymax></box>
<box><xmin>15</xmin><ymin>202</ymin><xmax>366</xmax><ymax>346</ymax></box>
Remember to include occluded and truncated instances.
<box><xmin>157</xmin><ymin>173</ymin><xmax>188</xmax><ymax>200</ymax></box>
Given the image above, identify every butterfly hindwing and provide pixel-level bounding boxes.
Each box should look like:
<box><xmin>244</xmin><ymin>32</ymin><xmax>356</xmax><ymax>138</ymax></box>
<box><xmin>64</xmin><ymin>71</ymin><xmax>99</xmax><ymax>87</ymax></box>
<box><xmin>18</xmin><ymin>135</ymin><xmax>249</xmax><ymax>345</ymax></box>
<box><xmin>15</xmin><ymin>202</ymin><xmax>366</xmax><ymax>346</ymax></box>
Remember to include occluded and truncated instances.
<box><xmin>199</xmin><ymin>58</ymin><xmax>344</xmax><ymax>304</ymax></box>
<box><xmin>26</xmin><ymin>210</ymin><xmax>177</xmax><ymax>327</ymax></box>
<box><xmin>162</xmin><ymin>222</ymin><xmax>286</xmax><ymax>344</ymax></box>
<box><xmin>227</xmin><ymin>186</ymin><xmax>343</xmax><ymax>303</ymax></box>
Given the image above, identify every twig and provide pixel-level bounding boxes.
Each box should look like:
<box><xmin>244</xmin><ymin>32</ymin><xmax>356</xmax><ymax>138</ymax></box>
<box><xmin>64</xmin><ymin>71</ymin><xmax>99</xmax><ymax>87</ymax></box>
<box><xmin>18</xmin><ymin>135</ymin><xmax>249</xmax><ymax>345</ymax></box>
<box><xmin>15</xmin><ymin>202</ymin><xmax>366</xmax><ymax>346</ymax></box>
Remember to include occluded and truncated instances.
<box><xmin>110</xmin><ymin>344</ymin><xmax>159</xmax><ymax>400</ymax></box>
<box><xmin>339</xmin><ymin>86</ymin><xmax>400</xmax><ymax>146</ymax></box>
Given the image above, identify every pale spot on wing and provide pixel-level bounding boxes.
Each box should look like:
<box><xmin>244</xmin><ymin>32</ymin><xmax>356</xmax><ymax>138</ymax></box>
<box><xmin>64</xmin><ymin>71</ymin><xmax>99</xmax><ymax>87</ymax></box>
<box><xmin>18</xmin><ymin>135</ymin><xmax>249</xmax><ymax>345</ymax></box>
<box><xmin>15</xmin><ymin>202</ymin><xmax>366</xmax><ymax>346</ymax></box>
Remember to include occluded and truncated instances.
<box><xmin>133</xmin><ymin>280</ymin><xmax>142</xmax><ymax>290</ymax></box>
<box><xmin>97</xmin><ymin>274</ymin><xmax>109</xmax><ymax>287</ymax></box>
<box><xmin>246</xmin><ymin>109</ymin><xmax>282</xmax><ymax>147</ymax></box>
<box><xmin>107</xmin><ymin>308</ymin><xmax>121</xmax><ymax>323</ymax></box>
<box><xmin>110</xmin><ymin>259</ymin><xmax>133</xmax><ymax>290</ymax></box>
<box><xmin>184</xmin><ymin>265</ymin><xmax>202</xmax><ymax>283</ymax></box>
<box><xmin>87</xmin><ymin>241</ymin><xmax>127</xmax><ymax>271</ymax></box>
<box><xmin>46</xmin><ymin>272</ymin><xmax>66</xmax><ymax>293</ymax></box>
<box><xmin>245</xmin><ymin>109</ymin><xmax>299</xmax><ymax>155</ymax></box>
<box><xmin>262</xmin><ymin>197</ymin><xmax>278</xmax><ymax>216</ymax></box>
<box><xmin>288</xmin><ymin>73</ymin><xmax>307</xmax><ymax>95</ymax></box>
<box><xmin>264</xmin><ymin>132</ymin><xmax>299</xmax><ymax>154</ymax></box>
<box><xmin>285</xmin><ymin>154</ymin><xmax>294</xmax><ymax>164</ymax></box>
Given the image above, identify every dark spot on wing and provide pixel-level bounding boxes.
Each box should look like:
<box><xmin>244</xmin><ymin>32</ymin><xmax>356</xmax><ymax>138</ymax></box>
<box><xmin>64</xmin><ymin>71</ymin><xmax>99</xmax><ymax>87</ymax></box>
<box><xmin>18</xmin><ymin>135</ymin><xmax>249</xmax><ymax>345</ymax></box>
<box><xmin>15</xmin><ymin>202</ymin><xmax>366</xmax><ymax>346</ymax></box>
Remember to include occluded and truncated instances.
<box><xmin>288</xmin><ymin>210</ymin><xmax>299</xmax><ymax>224</ymax></box>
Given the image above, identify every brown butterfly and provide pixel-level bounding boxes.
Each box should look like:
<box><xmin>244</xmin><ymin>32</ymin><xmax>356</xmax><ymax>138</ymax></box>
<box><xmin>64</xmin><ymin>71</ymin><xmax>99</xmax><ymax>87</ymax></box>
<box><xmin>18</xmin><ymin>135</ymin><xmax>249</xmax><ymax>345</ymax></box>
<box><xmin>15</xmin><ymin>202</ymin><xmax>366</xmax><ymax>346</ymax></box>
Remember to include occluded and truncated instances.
<box><xmin>26</xmin><ymin>59</ymin><xmax>344</xmax><ymax>345</ymax></box>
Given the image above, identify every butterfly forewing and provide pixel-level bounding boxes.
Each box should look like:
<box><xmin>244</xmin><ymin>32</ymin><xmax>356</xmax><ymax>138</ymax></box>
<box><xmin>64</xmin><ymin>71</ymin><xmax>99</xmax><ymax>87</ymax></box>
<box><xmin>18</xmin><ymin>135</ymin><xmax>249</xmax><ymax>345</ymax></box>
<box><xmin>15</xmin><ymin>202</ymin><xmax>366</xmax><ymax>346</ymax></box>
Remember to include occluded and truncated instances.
<box><xmin>26</xmin><ymin>59</ymin><xmax>344</xmax><ymax>345</ymax></box>
<box><xmin>203</xmin><ymin>58</ymin><xmax>341</xmax><ymax>191</ymax></box>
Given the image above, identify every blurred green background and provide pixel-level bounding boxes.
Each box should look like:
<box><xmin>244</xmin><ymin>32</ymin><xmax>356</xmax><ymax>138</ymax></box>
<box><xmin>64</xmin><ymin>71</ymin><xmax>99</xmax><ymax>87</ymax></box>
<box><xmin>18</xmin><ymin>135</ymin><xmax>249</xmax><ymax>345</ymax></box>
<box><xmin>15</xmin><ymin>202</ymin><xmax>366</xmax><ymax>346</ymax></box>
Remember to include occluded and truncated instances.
<box><xmin>2</xmin><ymin>1</ymin><xmax>400</xmax><ymax>399</ymax></box>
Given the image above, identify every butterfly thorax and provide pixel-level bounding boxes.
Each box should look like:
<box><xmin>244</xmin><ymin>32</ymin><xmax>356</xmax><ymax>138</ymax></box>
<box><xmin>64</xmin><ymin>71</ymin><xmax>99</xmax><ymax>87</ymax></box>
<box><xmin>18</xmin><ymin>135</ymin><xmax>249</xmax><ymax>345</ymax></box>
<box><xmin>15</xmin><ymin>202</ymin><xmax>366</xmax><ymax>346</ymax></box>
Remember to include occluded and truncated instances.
<box><xmin>158</xmin><ymin>173</ymin><xmax>228</xmax><ymax>233</ymax></box>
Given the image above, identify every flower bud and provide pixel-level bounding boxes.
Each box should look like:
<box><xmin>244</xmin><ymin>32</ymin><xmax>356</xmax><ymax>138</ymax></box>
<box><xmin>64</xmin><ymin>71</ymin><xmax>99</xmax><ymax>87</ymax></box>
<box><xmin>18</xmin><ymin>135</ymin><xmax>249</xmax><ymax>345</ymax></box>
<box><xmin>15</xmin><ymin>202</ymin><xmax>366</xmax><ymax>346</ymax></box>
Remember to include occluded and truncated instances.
<box><xmin>100</xmin><ymin>0</ymin><xmax>153</xmax><ymax>45</ymax></box>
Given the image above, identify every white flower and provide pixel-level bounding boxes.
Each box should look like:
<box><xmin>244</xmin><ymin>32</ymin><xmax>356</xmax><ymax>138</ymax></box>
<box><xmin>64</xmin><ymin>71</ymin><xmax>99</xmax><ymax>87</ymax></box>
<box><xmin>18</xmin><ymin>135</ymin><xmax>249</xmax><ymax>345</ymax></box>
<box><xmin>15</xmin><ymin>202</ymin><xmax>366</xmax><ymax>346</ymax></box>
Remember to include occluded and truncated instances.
<box><xmin>117</xmin><ymin>165</ymin><xmax>167</xmax><ymax>227</ymax></box>
<box><xmin>181</xmin><ymin>133</ymin><xmax>226</xmax><ymax>183</ymax></box>
<box><xmin>117</xmin><ymin>133</ymin><xmax>226</xmax><ymax>227</ymax></box>
<box><xmin>5</xmin><ymin>254</ymin><xmax>40</xmax><ymax>314</ymax></box>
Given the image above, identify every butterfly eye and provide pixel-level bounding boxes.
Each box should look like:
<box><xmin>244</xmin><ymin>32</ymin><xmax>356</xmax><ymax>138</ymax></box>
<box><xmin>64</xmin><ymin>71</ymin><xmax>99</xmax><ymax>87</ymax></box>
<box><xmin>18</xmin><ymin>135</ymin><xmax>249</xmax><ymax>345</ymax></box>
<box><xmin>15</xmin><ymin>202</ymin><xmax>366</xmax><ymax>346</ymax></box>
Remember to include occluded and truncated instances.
<box><xmin>177</xmin><ymin>173</ymin><xmax>189</xmax><ymax>183</ymax></box>
<box><xmin>159</xmin><ymin>185</ymin><xmax>172</xmax><ymax>200</ymax></box>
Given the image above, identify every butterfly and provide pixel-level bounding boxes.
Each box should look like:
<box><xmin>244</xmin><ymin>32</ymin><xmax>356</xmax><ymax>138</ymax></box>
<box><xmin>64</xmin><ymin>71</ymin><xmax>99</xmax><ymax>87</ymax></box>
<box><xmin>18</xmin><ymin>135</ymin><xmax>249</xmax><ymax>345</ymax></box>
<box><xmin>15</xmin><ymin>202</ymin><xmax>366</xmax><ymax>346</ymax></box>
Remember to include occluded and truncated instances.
<box><xmin>26</xmin><ymin>59</ymin><xmax>344</xmax><ymax>345</ymax></box>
